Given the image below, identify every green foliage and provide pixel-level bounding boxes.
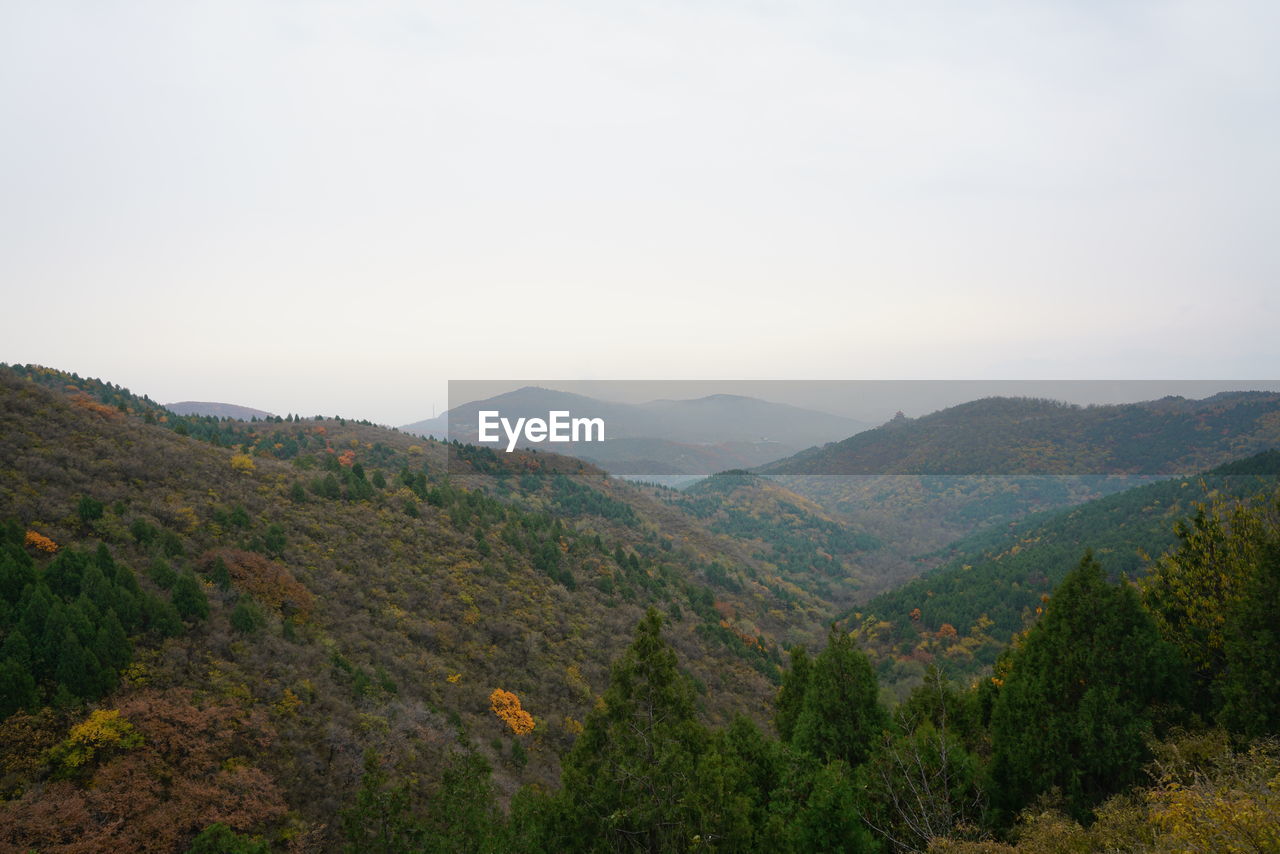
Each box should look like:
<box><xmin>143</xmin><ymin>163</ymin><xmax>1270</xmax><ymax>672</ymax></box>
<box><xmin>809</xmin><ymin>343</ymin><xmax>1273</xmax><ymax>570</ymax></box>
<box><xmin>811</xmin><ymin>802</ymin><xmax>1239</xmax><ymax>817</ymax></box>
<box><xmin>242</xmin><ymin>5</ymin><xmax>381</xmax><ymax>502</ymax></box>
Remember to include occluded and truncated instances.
<box><xmin>774</xmin><ymin>645</ymin><xmax>811</xmax><ymax>742</ymax></box>
<box><xmin>552</xmin><ymin>608</ymin><xmax>709</xmax><ymax>852</ymax></box>
<box><xmin>989</xmin><ymin>553</ymin><xmax>1188</xmax><ymax>823</ymax></box>
<box><xmin>339</xmin><ymin>748</ymin><xmax>503</xmax><ymax>854</ymax></box>
<box><xmin>148</xmin><ymin>555</ymin><xmax>177</xmax><ymax>590</ymax></box>
<box><xmin>1216</xmin><ymin>530</ymin><xmax>1280</xmax><ymax>738</ymax></box>
<box><xmin>171</xmin><ymin>571</ymin><xmax>210</xmax><ymax>621</ymax></box>
<box><xmin>77</xmin><ymin>495</ymin><xmax>104</xmax><ymax>524</ymax></box>
<box><xmin>0</xmin><ymin>537</ymin><xmax>161</xmax><ymax>711</ymax></box>
<box><xmin>791</xmin><ymin>626</ymin><xmax>889</xmax><ymax>769</ymax></box>
<box><xmin>1142</xmin><ymin>496</ymin><xmax>1280</xmax><ymax>734</ymax></box>
<box><xmin>859</xmin><ymin>671</ymin><xmax>985</xmax><ymax>852</ymax></box>
<box><xmin>185</xmin><ymin>824</ymin><xmax>270</xmax><ymax>854</ymax></box>
<box><xmin>230</xmin><ymin>599</ymin><xmax>266</xmax><ymax>634</ymax></box>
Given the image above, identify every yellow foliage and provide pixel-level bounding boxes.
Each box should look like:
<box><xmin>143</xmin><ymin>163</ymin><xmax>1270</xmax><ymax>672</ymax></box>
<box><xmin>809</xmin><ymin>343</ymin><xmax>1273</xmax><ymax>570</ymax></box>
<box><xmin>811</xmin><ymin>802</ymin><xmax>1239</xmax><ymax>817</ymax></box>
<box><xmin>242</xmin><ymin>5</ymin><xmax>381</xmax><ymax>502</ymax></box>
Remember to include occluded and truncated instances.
<box><xmin>48</xmin><ymin>709</ymin><xmax>142</xmax><ymax>773</ymax></box>
<box><xmin>446</xmin><ymin>673</ymin><xmax>462</xmax><ymax>683</ymax></box>
<box><xmin>230</xmin><ymin>453</ymin><xmax>256</xmax><ymax>474</ymax></box>
<box><xmin>1146</xmin><ymin>740</ymin><xmax>1280</xmax><ymax>851</ymax></box>
<box><xmin>490</xmin><ymin>688</ymin><xmax>535</xmax><ymax>736</ymax></box>
<box><xmin>274</xmin><ymin>688</ymin><xmax>302</xmax><ymax>717</ymax></box>
<box><xmin>24</xmin><ymin>530</ymin><xmax>58</xmax><ymax>553</ymax></box>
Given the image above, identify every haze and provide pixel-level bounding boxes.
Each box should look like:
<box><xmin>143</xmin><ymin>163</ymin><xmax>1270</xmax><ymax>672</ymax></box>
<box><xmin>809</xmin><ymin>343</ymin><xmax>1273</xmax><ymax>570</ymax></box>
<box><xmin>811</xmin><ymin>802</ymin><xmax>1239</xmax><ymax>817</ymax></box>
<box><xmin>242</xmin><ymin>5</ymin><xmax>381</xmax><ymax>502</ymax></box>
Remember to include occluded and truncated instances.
<box><xmin>3</xmin><ymin>1</ymin><xmax>1278</xmax><ymax>425</ymax></box>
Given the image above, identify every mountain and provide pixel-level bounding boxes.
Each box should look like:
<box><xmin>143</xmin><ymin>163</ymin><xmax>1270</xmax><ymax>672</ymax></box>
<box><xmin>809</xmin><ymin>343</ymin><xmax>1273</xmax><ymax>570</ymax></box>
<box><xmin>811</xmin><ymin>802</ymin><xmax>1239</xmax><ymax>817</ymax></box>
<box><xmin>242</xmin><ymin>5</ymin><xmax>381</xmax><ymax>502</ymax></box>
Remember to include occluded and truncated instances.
<box><xmin>760</xmin><ymin>393</ymin><xmax>1280</xmax><ymax>476</ymax></box>
<box><xmin>402</xmin><ymin>386</ymin><xmax>869</xmax><ymax>474</ymax></box>
<box><xmin>165</xmin><ymin>400</ymin><xmax>276</xmax><ymax>420</ymax></box>
<box><xmin>0</xmin><ymin>365</ymin><xmax>834</xmax><ymax>851</ymax></box>
<box><xmin>747</xmin><ymin>393</ymin><xmax>1280</xmax><ymax>600</ymax></box>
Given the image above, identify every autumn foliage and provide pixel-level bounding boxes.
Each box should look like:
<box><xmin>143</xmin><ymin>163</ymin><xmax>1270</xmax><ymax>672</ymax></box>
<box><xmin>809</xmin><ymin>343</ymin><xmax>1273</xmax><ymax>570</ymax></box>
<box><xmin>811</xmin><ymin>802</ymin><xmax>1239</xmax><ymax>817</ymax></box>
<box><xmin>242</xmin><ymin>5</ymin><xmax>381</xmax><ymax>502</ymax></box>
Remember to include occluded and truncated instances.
<box><xmin>490</xmin><ymin>688</ymin><xmax>535</xmax><ymax>736</ymax></box>
<box><xmin>0</xmin><ymin>690</ymin><xmax>287</xmax><ymax>853</ymax></box>
<box><xmin>23</xmin><ymin>530</ymin><xmax>57</xmax><ymax>553</ymax></box>
<box><xmin>199</xmin><ymin>549</ymin><xmax>314</xmax><ymax>619</ymax></box>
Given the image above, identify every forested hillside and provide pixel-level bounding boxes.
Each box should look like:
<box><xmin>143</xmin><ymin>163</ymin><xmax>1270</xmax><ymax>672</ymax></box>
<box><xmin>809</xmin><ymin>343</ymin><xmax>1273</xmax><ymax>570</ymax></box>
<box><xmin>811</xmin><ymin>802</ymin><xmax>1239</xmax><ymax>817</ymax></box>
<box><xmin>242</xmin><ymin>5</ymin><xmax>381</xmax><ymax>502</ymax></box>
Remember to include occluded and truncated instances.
<box><xmin>1</xmin><ymin>365</ymin><xmax>1278</xmax><ymax>852</ymax></box>
<box><xmin>853</xmin><ymin>452</ymin><xmax>1280</xmax><ymax>697</ymax></box>
<box><xmin>0</xmin><ymin>365</ymin><xmax>829</xmax><ymax>851</ymax></box>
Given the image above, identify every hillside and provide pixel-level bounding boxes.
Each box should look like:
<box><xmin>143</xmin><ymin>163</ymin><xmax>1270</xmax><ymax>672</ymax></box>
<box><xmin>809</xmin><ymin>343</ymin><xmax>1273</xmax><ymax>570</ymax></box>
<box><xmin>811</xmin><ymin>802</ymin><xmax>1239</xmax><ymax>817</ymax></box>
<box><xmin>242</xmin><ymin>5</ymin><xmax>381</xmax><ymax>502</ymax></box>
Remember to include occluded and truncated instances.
<box><xmin>0</xmin><ymin>366</ymin><xmax>833</xmax><ymax>851</ymax></box>
<box><xmin>665</xmin><ymin>471</ymin><xmax>882</xmax><ymax>610</ymax></box>
<box><xmin>853</xmin><ymin>450</ymin><xmax>1280</xmax><ymax>697</ymax></box>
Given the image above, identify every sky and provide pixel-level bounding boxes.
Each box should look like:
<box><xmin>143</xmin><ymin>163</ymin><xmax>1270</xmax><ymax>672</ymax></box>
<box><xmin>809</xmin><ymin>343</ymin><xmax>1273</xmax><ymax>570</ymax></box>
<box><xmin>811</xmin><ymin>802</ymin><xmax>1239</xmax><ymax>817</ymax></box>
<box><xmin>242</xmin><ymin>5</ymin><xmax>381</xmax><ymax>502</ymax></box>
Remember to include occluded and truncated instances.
<box><xmin>2</xmin><ymin>1</ymin><xmax>1278</xmax><ymax>425</ymax></box>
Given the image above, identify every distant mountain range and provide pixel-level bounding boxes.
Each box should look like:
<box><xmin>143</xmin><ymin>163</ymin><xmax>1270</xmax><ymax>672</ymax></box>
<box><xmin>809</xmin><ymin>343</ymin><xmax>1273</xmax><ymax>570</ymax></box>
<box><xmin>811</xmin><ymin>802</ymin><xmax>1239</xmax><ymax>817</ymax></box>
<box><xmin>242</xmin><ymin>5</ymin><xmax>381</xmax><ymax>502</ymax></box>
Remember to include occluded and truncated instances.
<box><xmin>759</xmin><ymin>392</ymin><xmax>1280</xmax><ymax>475</ymax></box>
<box><xmin>402</xmin><ymin>386</ymin><xmax>870</xmax><ymax>474</ymax></box>
<box><xmin>165</xmin><ymin>400</ymin><xmax>276</xmax><ymax>420</ymax></box>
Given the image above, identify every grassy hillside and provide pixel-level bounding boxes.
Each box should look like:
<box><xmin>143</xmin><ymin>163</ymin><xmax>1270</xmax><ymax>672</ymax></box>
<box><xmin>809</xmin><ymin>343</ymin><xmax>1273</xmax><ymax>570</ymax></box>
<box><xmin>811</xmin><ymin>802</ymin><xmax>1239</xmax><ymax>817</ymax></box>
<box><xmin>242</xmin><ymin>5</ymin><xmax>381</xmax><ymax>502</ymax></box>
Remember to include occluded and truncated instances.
<box><xmin>0</xmin><ymin>365</ymin><xmax>832</xmax><ymax>852</ymax></box>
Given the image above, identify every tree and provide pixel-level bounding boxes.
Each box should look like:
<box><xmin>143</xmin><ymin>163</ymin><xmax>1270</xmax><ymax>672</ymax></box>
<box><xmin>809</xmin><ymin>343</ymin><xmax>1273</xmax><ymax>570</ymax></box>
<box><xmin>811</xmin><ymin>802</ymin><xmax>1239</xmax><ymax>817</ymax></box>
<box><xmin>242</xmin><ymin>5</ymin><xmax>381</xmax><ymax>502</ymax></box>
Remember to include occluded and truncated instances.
<box><xmin>186</xmin><ymin>823</ymin><xmax>270</xmax><ymax>854</ymax></box>
<box><xmin>1142</xmin><ymin>502</ymin><xmax>1262</xmax><ymax>712</ymax></box>
<box><xmin>554</xmin><ymin>608</ymin><xmax>708</xmax><ymax>852</ymax></box>
<box><xmin>859</xmin><ymin>668</ymin><xmax>984</xmax><ymax>852</ymax></box>
<box><xmin>791</xmin><ymin>625</ymin><xmax>888</xmax><ymax>770</ymax></box>
<box><xmin>340</xmin><ymin>750</ymin><xmax>424</xmax><ymax>854</ymax></box>
<box><xmin>990</xmin><ymin>553</ymin><xmax>1188</xmax><ymax>823</ymax></box>
<box><xmin>172</xmin><ymin>572</ymin><xmax>210</xmax><ymax>622</ymax></box>
<box><xmin>1215</xmin><ymin>528</ymin><xmax>1280</xmax><ymax>738</ymax></box>
<box><xmin>1142</xmin><ymin>497</ymin><xmax>1280</xmax><ymax>736</ymax></box>
<box><xmin>774</xmin><ymin>645</ymin><xmax>812</xmax><ymax>743</ymax></box>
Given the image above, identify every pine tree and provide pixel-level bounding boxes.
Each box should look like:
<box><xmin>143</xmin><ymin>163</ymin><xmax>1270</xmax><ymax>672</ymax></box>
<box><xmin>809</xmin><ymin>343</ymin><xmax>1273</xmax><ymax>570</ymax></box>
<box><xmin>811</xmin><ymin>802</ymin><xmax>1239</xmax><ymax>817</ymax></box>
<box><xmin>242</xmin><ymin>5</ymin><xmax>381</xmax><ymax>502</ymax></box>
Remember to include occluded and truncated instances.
<box><xmin>172</xmin><ymin>572</ymin><xmax>210</xmax><ymax>621</ymax></box>
<box><xmin>990</xmin><ymin>552</ymin><xmax>1188</xmax><ymax>822</ymax></box>
<box><xmin>554</xmin><ymin>608</ymin><xmax>707</xmax><ymax>852</ymax></box>
<box><xmin>791</xmin><ymin>625</ymin><xmax>887</xmax><ymax>770</ymax></box>
<box><xmin>774</xmin><ymin>645</ymin><xmax>812</xmax><ymax>743</ymax></box>
<box><xmin>1216</xmin><ymin>531</ymin><xmax>1280</xmax><ymax>738</ymax></box>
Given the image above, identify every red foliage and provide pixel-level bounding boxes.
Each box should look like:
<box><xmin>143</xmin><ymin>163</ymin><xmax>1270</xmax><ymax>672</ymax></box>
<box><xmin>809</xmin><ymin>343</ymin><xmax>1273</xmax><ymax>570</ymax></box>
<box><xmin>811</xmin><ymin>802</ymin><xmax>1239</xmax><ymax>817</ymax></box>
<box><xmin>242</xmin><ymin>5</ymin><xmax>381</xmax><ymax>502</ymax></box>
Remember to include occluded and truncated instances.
<box><xmin>0</xmin><ymin>690</ymin><xmax>287</xmax><ymax>854</ymax></box>
<box><xmin>200</xmin><ymin>549</ymin><xmax>315</xmax><ymax>620</ymax></box>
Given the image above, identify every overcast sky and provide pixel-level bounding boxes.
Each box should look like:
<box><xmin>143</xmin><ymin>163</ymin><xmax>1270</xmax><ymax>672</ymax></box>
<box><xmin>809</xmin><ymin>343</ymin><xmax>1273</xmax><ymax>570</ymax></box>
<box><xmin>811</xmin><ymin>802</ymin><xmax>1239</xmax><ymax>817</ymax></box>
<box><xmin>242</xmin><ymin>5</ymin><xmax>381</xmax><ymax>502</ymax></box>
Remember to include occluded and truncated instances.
<box><xmin>3</xmin><ymin>1</ymin><xmax>1278</xmax><ymax>424</ymax></box>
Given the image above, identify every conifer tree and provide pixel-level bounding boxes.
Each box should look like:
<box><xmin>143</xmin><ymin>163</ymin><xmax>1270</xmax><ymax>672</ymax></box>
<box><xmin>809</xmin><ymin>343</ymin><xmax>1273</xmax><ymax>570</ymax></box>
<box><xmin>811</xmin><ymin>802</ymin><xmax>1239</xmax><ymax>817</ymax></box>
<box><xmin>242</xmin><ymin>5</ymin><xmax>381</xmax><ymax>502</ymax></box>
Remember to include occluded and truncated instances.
<box><xmin>990</xmin><ymin>552</ymin><xmax>1187</xmax><ymax>822</ymax></box>
<box><xmin>791</xmin><ymin>625</ymin><xmax>887</xmax><ymax>770</ymax></box>
<box><xmin>554</xmin><ymin>608</ymin><xmax>707</xmax><ymax>852</ymax></box>
<box><xmin>774</xmin><ymin>645</ymin><xmax>812</xmax><ymax>743</ymax></box>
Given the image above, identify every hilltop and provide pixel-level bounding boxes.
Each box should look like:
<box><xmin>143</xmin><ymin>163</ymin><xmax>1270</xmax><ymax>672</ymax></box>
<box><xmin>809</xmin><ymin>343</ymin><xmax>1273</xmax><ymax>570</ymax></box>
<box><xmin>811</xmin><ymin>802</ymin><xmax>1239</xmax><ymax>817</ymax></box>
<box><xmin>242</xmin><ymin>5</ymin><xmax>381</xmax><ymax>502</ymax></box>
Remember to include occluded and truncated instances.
<box><xmin>164</xmin><ymin>401</ymin><xmax>277</xmax><ymax>420</ymax></box>
<box><xmin>760</xmin><ymin>393</ymin><xmax>1280</xmax><ymax>476</ymax></box>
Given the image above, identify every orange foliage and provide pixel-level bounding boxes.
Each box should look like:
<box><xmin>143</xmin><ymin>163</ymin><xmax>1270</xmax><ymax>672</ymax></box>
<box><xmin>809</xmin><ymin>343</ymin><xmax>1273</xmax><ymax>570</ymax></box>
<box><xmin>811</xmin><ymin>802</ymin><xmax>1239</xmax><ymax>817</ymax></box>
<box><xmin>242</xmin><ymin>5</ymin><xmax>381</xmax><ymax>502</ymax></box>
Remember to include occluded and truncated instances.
<box><xmin>489</xmin><ymin>688</ymin><xmax>535</xmax><ymax>736</ymax></box>
<box><xmin>337</xmin><ymin>450</ymin><xmax>356</xmax><ymax>467</ymax></box>
<box><xmin>24</xmin><ymin>531</ymin><xmax>58</xmax><ymax>554</ymax></box>
<box><xmin>69</xmin><ymin>393</ymin><xmax>122</xmax><ymax>419</ymax></box>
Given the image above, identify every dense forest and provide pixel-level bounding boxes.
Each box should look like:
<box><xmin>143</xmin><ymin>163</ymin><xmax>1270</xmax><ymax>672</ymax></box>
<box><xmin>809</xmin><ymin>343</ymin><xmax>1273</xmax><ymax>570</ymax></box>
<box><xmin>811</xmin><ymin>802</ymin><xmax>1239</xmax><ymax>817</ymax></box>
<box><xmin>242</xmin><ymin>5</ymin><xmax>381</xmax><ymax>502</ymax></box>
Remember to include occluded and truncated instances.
<box><xmin>0</xmin><ymin>365</ymin><xmax>1278</xmax><ymax>851</ymax></box>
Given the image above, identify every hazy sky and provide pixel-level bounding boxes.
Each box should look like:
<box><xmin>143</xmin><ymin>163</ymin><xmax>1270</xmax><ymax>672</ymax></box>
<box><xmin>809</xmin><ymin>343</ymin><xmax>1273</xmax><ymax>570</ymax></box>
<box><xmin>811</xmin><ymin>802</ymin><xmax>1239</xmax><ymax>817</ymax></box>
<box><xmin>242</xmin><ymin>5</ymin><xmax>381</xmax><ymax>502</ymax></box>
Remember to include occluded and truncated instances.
<box><xmin>3</xmin><ymin>1</ymin><xmax>1278</xmax><ymax>424</ymax></box>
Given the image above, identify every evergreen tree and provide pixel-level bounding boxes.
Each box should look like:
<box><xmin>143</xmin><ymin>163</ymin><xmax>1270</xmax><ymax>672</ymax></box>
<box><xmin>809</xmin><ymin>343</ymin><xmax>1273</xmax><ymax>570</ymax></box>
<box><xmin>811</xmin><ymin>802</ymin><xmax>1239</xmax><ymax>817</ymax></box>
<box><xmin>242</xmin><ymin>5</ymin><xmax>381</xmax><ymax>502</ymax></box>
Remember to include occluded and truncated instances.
<box><xmin>172</xmin><ymin>572</ymin><xmax>210</xmax><ymax>621</ymax></box>
<box><xmin>554</xmin><ymin>608</ymin><xmax>708</xmax><ymax>852</ymax></box>
<box><xmin>990</xmin><ymin>552</ymin><xmax>1187</xmax><ymax>822</ymax></box>
<box><xmin>340</xmin><ymin>750</ymin><xmax>424</xmax><ymax>854</ymax></box>
<box><xmin>774</xmin><ymin>645</ymin><xmax>812</xmax><ymax>743</ymax></box>
<box><xmin>792</xmin><ymin>625</ymin><xmax>887</xmax><ymax>769</ymax></box>
<box><xmin>1216</xmin><ymin>531</ymin><xmax>1280</xmax><ymax>738</ymax></box>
